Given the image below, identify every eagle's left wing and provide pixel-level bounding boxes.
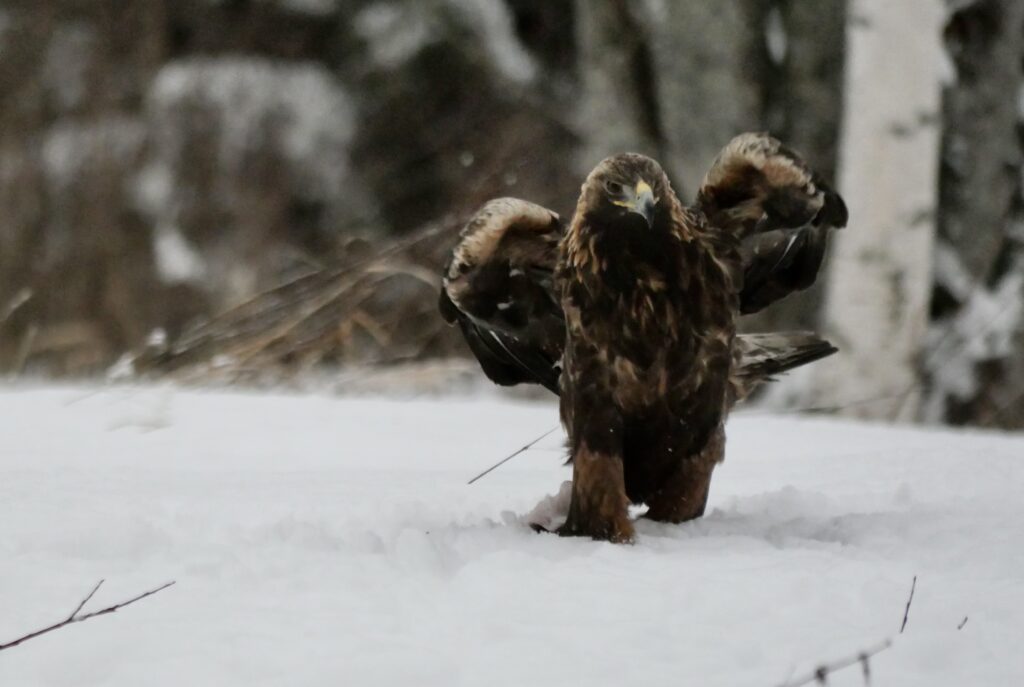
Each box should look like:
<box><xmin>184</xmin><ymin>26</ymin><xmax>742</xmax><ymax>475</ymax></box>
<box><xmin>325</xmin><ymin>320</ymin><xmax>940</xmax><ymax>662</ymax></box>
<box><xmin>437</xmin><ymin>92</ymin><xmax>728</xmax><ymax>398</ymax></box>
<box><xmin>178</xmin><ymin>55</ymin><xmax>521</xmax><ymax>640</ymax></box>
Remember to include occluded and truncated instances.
<box><xmin>696</xmin><ymin>133</ymin><xmax>849</xmax><ymax>314</ymax></box>
<box><xmin>439</xmin><ymin>198</ymin><xmax>565</xmax><ymax>394</ymax></box>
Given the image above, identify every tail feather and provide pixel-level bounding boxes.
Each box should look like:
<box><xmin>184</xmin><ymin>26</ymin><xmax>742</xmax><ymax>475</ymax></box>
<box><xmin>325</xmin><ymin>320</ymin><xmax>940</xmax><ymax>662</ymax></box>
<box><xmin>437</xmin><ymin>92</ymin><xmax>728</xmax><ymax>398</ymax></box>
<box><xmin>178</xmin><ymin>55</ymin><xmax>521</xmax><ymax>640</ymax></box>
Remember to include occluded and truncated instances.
<box><xmin>733</xmin><ymin>332</ymin><xmax>837</xmax><ymax>399</ymax></box>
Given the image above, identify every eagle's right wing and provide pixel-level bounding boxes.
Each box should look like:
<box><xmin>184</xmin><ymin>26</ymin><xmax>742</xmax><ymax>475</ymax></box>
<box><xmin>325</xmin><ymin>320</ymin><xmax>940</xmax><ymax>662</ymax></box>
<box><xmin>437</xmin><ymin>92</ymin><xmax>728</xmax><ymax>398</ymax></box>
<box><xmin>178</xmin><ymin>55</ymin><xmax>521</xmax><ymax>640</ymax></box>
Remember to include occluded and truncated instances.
<box><xmin>697</xmin><ymin>133</ymin><xmax>849</xmax><ymax>314</ymax></box>
<box><xmin>439</xmin><ymin>198</ymin><xmax>566</xmax><ymax>394</ymax></box>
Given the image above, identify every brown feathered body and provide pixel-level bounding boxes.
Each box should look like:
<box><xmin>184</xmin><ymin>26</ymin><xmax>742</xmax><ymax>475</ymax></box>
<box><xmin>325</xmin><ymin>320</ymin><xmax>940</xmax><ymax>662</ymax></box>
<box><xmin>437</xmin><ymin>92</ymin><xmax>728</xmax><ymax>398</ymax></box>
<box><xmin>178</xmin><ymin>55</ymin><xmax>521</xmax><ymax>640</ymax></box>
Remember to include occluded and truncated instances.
<box><xmin>439</xmin><ymin>133</ymin><xmax>848</xmax><ymax>542</ymax></box>
<box><xmin>556</xmin><ymin>155</ymin><xmax>741</xmax><ymax>540</ymax></box>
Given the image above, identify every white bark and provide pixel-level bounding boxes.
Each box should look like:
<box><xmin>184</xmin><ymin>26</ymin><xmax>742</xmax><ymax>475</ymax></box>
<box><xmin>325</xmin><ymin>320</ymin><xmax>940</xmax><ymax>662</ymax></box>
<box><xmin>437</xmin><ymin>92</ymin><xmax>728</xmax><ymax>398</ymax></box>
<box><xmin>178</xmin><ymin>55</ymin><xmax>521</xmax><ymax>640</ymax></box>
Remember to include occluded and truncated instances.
<box><xmin>815</xmin><ymin>0</ymin><xmax>947</xmax><ymax>420</ymax></box>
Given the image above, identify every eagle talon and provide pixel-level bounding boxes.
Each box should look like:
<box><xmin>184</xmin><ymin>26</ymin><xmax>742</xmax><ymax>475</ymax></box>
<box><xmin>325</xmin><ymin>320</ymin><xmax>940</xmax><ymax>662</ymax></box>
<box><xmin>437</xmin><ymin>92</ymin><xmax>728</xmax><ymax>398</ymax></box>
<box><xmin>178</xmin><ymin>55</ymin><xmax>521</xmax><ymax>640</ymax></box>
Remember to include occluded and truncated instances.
<box><xmin>556</xmin><ymin>518</ymin><xmax>635</xmax><ymax>544</ymax></box>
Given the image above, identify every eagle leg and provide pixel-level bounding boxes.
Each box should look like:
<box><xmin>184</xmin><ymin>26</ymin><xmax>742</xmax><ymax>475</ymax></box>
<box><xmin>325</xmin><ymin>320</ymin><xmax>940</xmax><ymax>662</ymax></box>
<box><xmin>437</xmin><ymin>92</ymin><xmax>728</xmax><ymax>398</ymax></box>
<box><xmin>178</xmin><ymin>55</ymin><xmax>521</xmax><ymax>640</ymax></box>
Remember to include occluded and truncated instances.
<box><xmin>558</xmin><ymin>436</ymin><xmax>634</xmax><ymax>543</ymax></box>
<box><xmin>643</xmin><ymin>428</ymin><xmax>723</xmax><ymax>524</ymax></box>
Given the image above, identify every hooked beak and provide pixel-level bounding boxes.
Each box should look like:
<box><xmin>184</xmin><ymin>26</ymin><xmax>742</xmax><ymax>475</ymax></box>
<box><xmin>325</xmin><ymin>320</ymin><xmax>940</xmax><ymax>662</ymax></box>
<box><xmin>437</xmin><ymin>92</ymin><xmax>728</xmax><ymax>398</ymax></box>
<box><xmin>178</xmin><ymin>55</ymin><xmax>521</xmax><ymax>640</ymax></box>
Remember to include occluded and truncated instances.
<box><xmin>632</xmin><ymin>180</ymin><xmax>656</xmax><ymax>227</ymax></box>
<box><xmin>612</xmin><ymin>180</ymin><xmax>657</xmax><ymax>227</ymax></box>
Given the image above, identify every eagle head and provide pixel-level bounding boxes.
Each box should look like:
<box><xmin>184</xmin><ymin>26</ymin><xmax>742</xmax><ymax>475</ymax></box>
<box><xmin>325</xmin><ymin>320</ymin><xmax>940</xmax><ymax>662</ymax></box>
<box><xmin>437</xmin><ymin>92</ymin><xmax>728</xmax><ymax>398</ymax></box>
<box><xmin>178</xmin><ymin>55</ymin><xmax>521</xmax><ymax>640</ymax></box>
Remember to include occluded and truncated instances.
<box><xmin>579</xmin><ymin>153</ymin><xmax>672</xmax><ymax>230</ymax></box>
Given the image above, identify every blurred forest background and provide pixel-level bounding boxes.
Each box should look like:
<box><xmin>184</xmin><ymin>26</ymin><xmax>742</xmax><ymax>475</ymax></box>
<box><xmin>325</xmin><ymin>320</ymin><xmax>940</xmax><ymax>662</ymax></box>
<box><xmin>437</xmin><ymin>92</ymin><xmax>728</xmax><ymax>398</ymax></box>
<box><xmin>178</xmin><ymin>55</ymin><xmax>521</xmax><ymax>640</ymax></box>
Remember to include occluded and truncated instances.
<box><xmin>0</xmin><ymin>0</ymin><xmax>1022</xmax><ymax>429</ymax></box>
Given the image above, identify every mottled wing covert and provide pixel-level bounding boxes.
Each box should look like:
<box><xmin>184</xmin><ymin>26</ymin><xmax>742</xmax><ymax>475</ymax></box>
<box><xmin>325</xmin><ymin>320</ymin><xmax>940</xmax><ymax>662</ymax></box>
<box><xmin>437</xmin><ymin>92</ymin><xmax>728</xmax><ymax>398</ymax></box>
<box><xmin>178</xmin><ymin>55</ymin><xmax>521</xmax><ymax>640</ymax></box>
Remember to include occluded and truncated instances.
<box><xmin>697</xmin><ymin>133</ymin><xmax>849</xmax><ymax>314</ymax></box>
<box><xmin>439</xmin><ymin>198</ymin><xmax>565</xmax><ymax>394</ymax></box>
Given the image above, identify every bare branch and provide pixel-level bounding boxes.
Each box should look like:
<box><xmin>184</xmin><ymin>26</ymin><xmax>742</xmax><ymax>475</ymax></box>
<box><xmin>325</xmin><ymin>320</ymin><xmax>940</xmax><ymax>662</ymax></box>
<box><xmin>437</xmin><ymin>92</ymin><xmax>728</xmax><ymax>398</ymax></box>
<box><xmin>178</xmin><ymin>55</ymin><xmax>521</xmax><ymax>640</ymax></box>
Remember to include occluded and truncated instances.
<box><xmin>775</xmin><ymin>639</ymin><xmax>892</xmax><ymax>687</ymax></box>
<box><xmin>11</xmin><ymin>324</ymin><xmax>38</xmax><ymax>376</ymax></box>
<box><xmin>0</xmin><ymin>580</ymin><xmax>176</xmax><ymax>652</ymax></box>
<box><xmin>0</xmin><ymin>288</ymin><xmax>32</xmax><ymax>328</ymax></box>
<box><xmin>900</xmin><ymin>575</ymin><xmax>917</xmax><ymax>633</ymax></box>
<box><xmin>467</xmin><ymin>426</ymin><xmax>560</xmax><ymax>485</ymax></box>
<box><xmin>66</xmin><ymin>579</ymin><xmax>105</xmax><ymax>621</ymax></box>
<box><xmin>74</xmin><ymin>581</ymin><xmax>176</xmax><ymax>623</ymax></box>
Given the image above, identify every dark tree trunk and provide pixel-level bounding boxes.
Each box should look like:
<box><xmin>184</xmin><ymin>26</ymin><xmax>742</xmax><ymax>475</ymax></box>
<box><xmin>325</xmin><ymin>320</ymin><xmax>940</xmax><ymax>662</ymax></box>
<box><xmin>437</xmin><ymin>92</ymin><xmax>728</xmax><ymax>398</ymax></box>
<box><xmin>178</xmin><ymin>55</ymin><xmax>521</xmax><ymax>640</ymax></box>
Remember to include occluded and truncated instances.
<box><xmin>575</xmin><ymin>1</ymin><xmax>847</xmax><ymax>336</ymax></box>
<box><xmin>776</xmin><ymin>0</ymin><xmax>847</xmax><ymax>178</ymax></box>
<box><xmin>929</xmin><ymin>0</ymin><xmax>1024</xmax><ymax>428</ymax></box>
<box><xmin>574</xmin><ymin>0</ymin><xmax>664</xmax><ymax>172</ymax></box>
<box><xmin>939</xmin><ymin>0</ymin><xmax>1024</xmax><ymax>282</ymax></box>
<box><xmin>748</xmin><ymin>0</ymin><xmax>848</xmax><ymax>331</ymax></box>
<box><xmin>645</xmin><ymin>0</ymin><xmax>769</xmax><ymax>199</ymax></box>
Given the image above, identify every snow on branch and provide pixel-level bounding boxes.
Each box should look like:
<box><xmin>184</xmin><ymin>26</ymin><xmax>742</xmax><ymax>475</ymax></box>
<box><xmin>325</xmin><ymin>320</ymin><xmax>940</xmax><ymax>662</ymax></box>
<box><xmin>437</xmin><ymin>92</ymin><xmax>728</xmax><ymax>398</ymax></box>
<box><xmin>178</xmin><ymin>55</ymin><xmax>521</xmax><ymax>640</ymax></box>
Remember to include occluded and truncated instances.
<box><xmin>0</xmin><ymin>579</ymin><xmax>175</xmax><ymax>652</ymax></box>
<box><xmin>776</xmin><ymin>574</ymin><xmax>917</xmax><ymax>685</ymax></box>
<box><xmin>775</xmin><ymin>639</ymin><xmax>892</xmax><ymax>687</ymax></box>
<box><xmin>127</xmin><ymin>220</ymin><xmax>452</xmax><ymax>382</ymax></box>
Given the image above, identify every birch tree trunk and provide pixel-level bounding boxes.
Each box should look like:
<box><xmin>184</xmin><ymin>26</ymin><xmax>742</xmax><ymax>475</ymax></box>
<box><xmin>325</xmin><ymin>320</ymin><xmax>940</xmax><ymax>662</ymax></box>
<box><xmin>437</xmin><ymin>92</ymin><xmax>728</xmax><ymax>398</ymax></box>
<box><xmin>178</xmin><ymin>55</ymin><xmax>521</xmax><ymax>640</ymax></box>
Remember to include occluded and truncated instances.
<box><xmin>815</xmin><ymin>0</ymin><xmax>947</xmax><ymax>420</ymax></box>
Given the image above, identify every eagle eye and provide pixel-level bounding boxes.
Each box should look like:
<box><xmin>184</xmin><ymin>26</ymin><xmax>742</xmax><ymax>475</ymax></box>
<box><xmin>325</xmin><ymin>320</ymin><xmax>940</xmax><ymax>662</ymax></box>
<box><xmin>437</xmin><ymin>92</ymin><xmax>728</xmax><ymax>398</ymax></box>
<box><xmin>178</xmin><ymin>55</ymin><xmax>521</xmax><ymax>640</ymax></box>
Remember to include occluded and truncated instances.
<box><xmin>603</xmin><ymin>180</ymin><xmax>624</xmax><ymax>196</ymax></box>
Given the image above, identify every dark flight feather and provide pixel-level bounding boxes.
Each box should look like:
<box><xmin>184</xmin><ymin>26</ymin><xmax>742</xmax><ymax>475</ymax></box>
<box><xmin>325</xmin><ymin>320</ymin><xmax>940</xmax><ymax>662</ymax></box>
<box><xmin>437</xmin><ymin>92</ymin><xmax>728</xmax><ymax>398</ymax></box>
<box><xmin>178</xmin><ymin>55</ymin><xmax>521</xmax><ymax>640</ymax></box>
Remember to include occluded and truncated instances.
<box><xmin>439</xmin><ymin>198</ymin><xmax>565</xmax><ymax>393</ymax></box>
<box><xmin>697</xmin><ymin>133</ymin><xmax>849</xmax><ymax>314</ymax></box>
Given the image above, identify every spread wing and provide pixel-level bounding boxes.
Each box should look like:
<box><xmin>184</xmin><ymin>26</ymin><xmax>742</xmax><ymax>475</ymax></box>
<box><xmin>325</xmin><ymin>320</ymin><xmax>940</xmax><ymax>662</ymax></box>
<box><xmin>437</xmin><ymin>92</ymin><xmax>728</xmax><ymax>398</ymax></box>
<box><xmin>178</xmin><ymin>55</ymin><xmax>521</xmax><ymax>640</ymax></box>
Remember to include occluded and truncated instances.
<box><xmin>696</xmin><ymin>133</ymin><xmax>848</xmax><ymax>314</ymax></box>
<box><xmin>441</xmin><ymin>196</ymin><xmax>835</xmax><ymax>399</ymax></box>
<box><xmin>439</xmin><ymin>198</ymin><xmax>565</xmax><ymax>394</ymax></box>
<box><xmin>443</xmin><ymin>138</ymin><xmax>847</xmax><ymax>395</ymax></box>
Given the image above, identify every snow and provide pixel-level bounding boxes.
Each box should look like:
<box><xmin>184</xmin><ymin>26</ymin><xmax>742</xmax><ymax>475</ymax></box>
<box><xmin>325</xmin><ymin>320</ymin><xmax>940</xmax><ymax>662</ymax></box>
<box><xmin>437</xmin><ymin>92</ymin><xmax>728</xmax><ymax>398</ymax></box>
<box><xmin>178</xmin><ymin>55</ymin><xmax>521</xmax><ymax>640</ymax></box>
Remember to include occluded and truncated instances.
<box><xmin>764</xmin><ymin>6</ymin><xmax>788</xmax><ymax>66</ymax></box>
<box><xmin>354</xmin><ymin>3</ymin><xmax>437</xmax><ymax>70</ymax></box>
<box><xmin>446</xmin><ymin>0</ymin><xmax>536</xmax><ymax>83</ymax></box>
<box><xmin>148</xmin><ymin>58</ymin><xmax>356</xmax><ymax>180</ymax></box>
<box><xmin>42</xmin><ymin>22</ymin><xmax>94</xmax><ymax>111</ymax></box>
<box><xmin>134</xmin><ymin>158</ymin><xmax>208</xmax><ymax>286</ymax></box>
<box><xmin>42</xmin><ymin>119</ymin><xmax>146</xmax><ymax>192</ymax></box>
<box><xmin>139</xmin><ymin>57</ymin><xmax>372</xmax><ymax>288</ymax></box>
<box><xmin>39</xmin><ymin>119</ymin><xmax>146</xmax><ymax>252</ymax></box>
<box><xmin>353</xmin><ymin>0</ymin><xmax>535</xmax><ymax>83</ymax></box>
<box><xmin>1</xmin><ymin>384</ymin><xmax>1023</xmax><ymax>686</ymax></box>
<box><xmin>153</xmin><ymin>224</ymin><xmax>208</xmax><ymax>285</ymax></box>
<box><xmin>924</xmin><ymin>244</ymin><xmax>1024</xmax><ymax>420</ymax></box>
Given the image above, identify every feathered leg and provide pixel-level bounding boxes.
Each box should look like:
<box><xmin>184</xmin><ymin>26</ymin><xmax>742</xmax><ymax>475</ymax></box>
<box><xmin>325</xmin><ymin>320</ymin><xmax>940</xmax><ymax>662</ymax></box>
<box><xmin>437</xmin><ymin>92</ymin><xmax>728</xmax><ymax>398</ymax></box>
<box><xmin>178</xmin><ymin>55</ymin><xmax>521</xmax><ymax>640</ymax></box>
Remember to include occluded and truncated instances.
<box><xmin>644</xmin><ymin>428</ymin><xmax>724</xmax><ymax>524</ymax></box>
<box><xmin>558</xmin><ymin>412</ymin><xmax>634</xmax><ymax>543</ymax></box>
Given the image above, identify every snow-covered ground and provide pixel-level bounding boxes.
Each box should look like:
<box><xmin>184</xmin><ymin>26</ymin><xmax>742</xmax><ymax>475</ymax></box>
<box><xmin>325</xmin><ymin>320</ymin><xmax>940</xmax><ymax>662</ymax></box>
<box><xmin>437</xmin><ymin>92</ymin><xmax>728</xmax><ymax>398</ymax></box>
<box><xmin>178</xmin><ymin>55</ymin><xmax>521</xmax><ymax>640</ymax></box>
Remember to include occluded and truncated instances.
<box><xmin>1</xmin><ymin>384</ymin><xmax>1022</xmax><ymax>686</ymax></box>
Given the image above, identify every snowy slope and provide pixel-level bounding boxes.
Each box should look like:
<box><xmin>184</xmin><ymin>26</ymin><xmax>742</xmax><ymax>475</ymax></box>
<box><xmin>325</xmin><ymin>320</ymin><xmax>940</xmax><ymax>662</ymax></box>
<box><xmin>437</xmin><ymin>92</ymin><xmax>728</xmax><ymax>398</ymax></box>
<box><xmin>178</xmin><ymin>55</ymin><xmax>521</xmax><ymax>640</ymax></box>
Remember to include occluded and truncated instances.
<box><xmin>1</xmin><ymin>385</ymin><xmax>1022</xmax><ymax>686</ymax></box>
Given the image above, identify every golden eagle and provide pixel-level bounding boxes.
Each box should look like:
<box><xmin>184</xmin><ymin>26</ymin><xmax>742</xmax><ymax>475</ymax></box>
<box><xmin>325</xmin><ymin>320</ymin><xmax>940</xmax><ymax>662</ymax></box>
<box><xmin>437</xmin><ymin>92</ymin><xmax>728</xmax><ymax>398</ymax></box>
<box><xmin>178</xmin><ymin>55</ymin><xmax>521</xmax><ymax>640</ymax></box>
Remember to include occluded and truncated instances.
<box><xmin>440</xmin><ymin>133</ymin><xmax>847</xmax><ymax>542</ymax></box>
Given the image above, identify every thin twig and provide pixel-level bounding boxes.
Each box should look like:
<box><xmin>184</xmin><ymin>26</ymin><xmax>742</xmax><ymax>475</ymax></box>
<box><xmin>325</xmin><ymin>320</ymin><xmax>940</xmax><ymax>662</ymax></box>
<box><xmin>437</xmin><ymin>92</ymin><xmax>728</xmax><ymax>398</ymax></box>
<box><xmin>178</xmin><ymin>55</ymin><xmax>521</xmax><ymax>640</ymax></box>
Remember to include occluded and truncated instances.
<box><xmin>775</xmin><ymin>639</ymin><xmax>892</xmax><ymax>687</ymax></box>
<box><xmin>11</xmin><ymin>323</ymin><xmax>38</xmax><ymax>376</ymax></box>
<box><xmin>742</xmin><ymin>391</ymin><xmax>915</xmax><ymax>417</ymax></box>
<box><xmin>0</xmin><ymin>288</ymin><xmax>32</xmax><ymax>328</ymax></box>
<box><xmin>467</xmin><ymin>390</ymin><xmax>914</xmax><ymax>481</ymax></box>
<box><xmin>900</xmin><ymin>575</ymin><xmax>917</xmax><ymax>633</ymax></box>
<box><xmin>66</xmin><ymin>580</ymin><xmax>105</xmax><ymax>621</ymax></box>
<box><xmin>467</xmin><ymin>426</ymin><xmax>560</xmax><ymax>485</ymax></box>
<box><xmin>73</xmin><ymin>581</ymin><xmax>176</xmax><ymax>623</ymax></box>
<box><xmin>0</xmin><ymin>580</ymin><xmax>176</xmax><ymax>651</ymax></box>
<box><xmin>957</xmin><ymin>616</ymin><xmax>968</xmax><ymax>630</ymax></box>
<box><xmin>982</xmin><ymin>386</ymin><xmax>1024</xmax><ymax>428</ymax></box>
